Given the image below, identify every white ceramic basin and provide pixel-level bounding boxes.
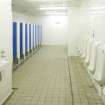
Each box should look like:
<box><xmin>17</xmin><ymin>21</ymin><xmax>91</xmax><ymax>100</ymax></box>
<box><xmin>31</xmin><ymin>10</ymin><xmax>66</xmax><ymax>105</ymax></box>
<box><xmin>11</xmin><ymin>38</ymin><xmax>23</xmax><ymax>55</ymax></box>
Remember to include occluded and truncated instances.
<box><xmin>103</xmin><ymin>88</ymin><xmax>105</xmax><ymax>95</ymax></box>
<box><xmin>0</xmin><ymin>59</ymin><xmax>8</xmax><ymax>71</ymax></box>
<box><xmin>85</xmin><ymin>39</ymin><xmax>93</xmax><ymax>64</ymax></box>
<box><xmin>88</xmin><ymin>41</ymin><xmax>101</xmax><ymax>74</ymax></box>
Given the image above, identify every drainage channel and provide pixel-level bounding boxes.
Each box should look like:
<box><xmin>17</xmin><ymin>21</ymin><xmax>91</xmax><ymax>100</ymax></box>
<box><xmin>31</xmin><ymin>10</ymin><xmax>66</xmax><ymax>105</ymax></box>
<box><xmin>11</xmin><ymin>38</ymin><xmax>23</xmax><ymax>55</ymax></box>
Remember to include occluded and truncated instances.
<box><xmin>67</xmin><ymin>57</ymin><xmax>74</xmax><ymax>105</ymax></box>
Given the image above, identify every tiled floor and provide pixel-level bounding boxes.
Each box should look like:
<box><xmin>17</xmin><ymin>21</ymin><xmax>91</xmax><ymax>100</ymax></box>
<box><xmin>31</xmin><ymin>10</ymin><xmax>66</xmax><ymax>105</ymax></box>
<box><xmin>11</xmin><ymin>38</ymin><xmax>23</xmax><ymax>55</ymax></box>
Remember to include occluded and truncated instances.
<box><xmin>69</xmin><ymin>57</ymin><xmax>104</xmax><ymax>105</ymax></box>
<box><xmin>4</xmin><ymin>46</ymin><xmax>104</xmax><ymax>105</ymax></box>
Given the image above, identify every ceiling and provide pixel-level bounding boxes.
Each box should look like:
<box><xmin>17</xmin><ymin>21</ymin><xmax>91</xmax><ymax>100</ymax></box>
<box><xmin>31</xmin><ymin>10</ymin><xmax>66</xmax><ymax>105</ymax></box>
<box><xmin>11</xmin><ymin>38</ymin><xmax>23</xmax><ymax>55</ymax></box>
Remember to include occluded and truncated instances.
<box><xmin>12</xmin><ymin>0</ymin><xmax>82</xmax><ymax>16</ymax></box>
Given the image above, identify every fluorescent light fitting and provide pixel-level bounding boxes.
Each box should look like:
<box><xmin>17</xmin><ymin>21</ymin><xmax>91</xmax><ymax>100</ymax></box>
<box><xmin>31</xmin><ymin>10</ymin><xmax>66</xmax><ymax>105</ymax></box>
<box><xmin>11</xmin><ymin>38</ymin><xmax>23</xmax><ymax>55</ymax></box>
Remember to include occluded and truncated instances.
<box><xmin>91</xmin><ymin>7</ymin><xmax>105</xmax><ymax>10</ymax></box>
<box><xmin>46</xmin><ymin>11</ymin><xmax>66</xmax><ymax>15</ymax></box>
<box><xmin>40</xmin><ymin>7</ymin><xmax>67</xmax><ymax>10</ymax></box>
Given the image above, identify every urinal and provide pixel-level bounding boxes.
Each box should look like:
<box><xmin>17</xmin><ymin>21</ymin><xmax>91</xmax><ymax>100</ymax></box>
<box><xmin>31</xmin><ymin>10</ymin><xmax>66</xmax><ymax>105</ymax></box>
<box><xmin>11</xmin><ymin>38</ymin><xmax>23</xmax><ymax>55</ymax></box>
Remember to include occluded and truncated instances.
<box><xmin>93</xmin><ymin>45</ymin><xmax>105</xmax><ymax>86</ymax></box>
<box><xmin>78</xmin><ymin>40</ymin><xmax>83</xmax><ymax>56</ymax></box>
<box><xmin>88</xmin><ymin>41</ymin><xmax>101</xmax><ymax>74</ymax></box>
<box><xmin>85</xmin><ymin>39</ymin><xmax>93</xmax><ymax>64</ymax></box>
<box><xmin>77</xmin><ymin>41</ymin><xmax>81</xmax><ymax>55</ymax></box>
<box><xmin>80</xmin><ymin>40</ymin><xmax>84</xmax><ymax>56</ymax></box>
<box><xmin>103</xmin><ymin>87</ymin><xmax>105</xmax><ymax>95</ymax></box>
<box><xmin>81</xmin><ymin>39</ymin><xmax>88</xmax><ymax>59</ymax></box>
<box><xmin>102</xmin><ymin>87</ymin><xmax>105</xmax><ymax>103</ymax></box>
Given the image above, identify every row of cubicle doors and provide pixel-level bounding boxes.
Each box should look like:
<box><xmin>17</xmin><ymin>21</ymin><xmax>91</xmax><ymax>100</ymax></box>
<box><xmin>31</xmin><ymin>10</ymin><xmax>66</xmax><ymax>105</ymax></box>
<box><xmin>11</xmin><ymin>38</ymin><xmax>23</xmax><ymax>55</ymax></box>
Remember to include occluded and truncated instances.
<box><xmin>13</xmin><ymin>22</ymin><xmax>42</xmax><ymax>63</ymax></box>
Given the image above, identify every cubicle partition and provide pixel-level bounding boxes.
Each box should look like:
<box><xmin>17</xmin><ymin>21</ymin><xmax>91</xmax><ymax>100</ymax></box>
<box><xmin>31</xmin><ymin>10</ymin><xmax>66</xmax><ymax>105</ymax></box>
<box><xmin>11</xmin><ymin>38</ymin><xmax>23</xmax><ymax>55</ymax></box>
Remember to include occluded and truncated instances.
<box><xmin>25</xmin><ymin>23</ymin><xmax>28</xmax><ymax>55</ymax></box>
<box><xmin>29</xmin><ymin>24</ymin><xmax>32</xmax><ymax>52</ymax></box>
<box><xmin>12</xmin><ymin>22</ymin><xmax>42</xmax><ymax>69</ymax></box>
<box><xmin>20</xmin><ymin>23</ymin><xmax>24</xmax><ymax>59</ymax></box>
<box><xmin>39</xmin><ymin>25</ymin><xmax>42</xmax><ymax>46</ymax></box>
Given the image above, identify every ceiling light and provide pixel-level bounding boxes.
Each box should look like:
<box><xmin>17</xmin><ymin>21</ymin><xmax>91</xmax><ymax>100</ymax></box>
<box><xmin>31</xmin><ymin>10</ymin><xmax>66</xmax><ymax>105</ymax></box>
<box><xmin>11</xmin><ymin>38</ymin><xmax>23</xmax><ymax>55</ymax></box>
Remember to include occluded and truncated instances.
<box><xmin>91</xmin><ymin>7</ymin><xmax>105</xmax><ymax>10</ymax></box>
<box><xmin>39</xmin><ymin>7</ymin><xmax>67</xmax><ymax>10</ymax></box>
<box><xmin>46</xmin><ymin>11</ymin><xmax>66</xmax><ymax>15</ymax></box>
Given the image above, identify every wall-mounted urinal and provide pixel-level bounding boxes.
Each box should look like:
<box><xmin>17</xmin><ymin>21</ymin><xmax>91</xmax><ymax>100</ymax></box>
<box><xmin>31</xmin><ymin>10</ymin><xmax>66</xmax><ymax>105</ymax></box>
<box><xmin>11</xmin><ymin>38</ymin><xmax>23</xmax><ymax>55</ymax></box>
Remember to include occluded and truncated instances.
<box><xmin>81</xmin><ymin>39</ymin><xmax>88</xmax><ymax>59</ymax></box>
<box><xmin>93</xmin><ymin>45</ymin><xmax>105</xmax><ymax>86</ymax></box>
<box><xmin>102</xmin><ymin>87</ymin><xmax>105</xmax><ymax>103</ymax></box>
<box><xmin>88</xmin><ymin>41</ymin><xmax>101</xmax><ymax>74</ymax></box>
<box><xmin>77</xmin><ymin>39</ymin><xmax>83</xmax><ymax>56</ymax></box>
<box><xmin>85</xmin><ymin>39</ymin><xmax>94</xmax><ymax>65</ymax></box>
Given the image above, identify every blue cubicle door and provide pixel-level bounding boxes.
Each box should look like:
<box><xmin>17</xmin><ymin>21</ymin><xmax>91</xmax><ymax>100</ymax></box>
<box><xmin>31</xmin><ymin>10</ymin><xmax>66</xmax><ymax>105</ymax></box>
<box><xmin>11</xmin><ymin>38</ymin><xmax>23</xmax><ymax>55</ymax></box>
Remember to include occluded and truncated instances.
<box><xmin>29</xmin><ymin>24</ymin><xmax>31</xmax><ymax>52</ymax></box>
<box><xmin>13</xmin><ymin>22</ymin><xmax>17</xmax><ymax>60</ymax></box>
<box><xmin>25</xmin><ymin>23</ymin><xmax>28</xmax><ymax>54</ymax></box>
<box><xmin>20</xmin><ymin>23</ymin><xmax>23</xmax><ymax>58</ymax></box>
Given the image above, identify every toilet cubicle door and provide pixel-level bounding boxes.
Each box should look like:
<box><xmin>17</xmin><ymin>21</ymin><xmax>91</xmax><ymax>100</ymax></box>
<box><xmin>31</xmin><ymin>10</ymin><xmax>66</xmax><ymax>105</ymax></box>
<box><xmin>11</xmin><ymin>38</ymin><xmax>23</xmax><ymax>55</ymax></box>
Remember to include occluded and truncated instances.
<box><xmin>20</xmin><ymin>23</ymin><xmax>23</xmax><ymax>58</ymax></box>
<box><xmin>13</xmin><ymin>22</ymin><xmax>17</xmax><ymax>60</ymax></box>
<box><xmin>25</xmin><ymin>23</ymin><xmax>28</xmax><ymax>54</ymax></box>
<box><xmin>29</xmin><ymin>24</ymin><xmax>31</xmax><ymax>52</ymax></box>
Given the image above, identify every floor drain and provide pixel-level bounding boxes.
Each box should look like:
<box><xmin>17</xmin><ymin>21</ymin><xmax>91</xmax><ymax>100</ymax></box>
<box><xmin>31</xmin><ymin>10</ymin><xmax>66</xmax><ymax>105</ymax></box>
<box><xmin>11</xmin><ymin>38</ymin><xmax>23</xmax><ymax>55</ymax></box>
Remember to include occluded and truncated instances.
<box><xmin>12</xmin><ymin>87</ymin><xmax>18</xmax><ymax>90</ymax></box>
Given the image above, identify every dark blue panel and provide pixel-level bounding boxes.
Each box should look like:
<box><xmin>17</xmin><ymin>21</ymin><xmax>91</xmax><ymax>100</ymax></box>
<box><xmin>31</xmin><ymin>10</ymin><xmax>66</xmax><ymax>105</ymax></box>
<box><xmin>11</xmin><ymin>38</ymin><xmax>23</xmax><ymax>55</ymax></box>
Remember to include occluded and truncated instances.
<box><xmin>29</xmin><ymin>24</ymin><xmax>31</xmax><ymax>51</ymax></box>
<box><xmin>20</xmin><ymin>23</ymin><xmax>23</xmax><ymax>56</ymax></box>
<box><xmin>25</xmin><ymin>23</ymin><xmax>28</xmax><ymax>53</ymax></box>
<box><xmin>13</xmin><ymin>22</ymin><xmax>17</xmax><ymax>59</ymax></box>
